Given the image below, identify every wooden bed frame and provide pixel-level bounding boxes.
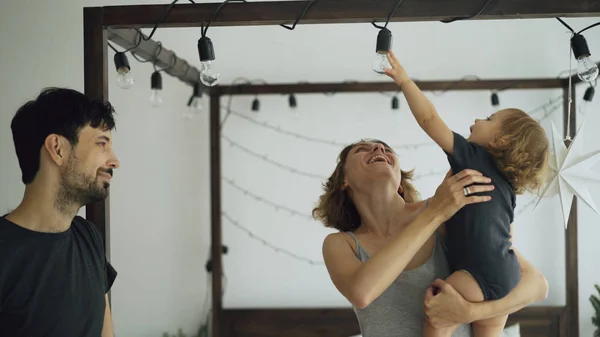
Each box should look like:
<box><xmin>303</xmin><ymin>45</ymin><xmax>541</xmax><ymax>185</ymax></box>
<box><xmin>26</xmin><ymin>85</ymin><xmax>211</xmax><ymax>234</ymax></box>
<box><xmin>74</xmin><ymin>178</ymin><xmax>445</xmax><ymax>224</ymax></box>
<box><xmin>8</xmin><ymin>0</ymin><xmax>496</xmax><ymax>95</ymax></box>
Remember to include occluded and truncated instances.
<box><xmin>82</xmin><ymin>2</ymin><xmax>600</xmax><ymax>336</ymax></box>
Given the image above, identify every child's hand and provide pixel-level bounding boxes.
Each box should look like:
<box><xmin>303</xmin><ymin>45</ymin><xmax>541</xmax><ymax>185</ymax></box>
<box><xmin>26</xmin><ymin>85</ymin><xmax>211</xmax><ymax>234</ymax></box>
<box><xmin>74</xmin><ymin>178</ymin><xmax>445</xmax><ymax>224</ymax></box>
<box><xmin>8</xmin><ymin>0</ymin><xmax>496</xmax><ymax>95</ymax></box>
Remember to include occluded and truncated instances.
<box><xmin>383</xmin><ymin>50</ymin><xmax>411</xmax><ymax>86</ymax></box>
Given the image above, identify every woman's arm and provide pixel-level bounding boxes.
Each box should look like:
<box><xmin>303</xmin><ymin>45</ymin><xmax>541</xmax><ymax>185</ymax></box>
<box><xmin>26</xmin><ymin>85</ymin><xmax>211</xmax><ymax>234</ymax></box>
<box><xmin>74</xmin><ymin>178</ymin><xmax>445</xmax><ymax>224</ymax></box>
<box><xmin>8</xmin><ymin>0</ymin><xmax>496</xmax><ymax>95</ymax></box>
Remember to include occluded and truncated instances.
<box><xmin>323</xmin><ymin>170</ymin><xmax>493</xmax><ymax>309</ymax></box>
<box><xmin>467</xmin><ymin>248</ymin><xmax>548</xmax><ymax>321</ymax></box>
<box><xmin>323</xmin><ymin>208</ymin><xmax>443</xmax><ymax>309</ymax></box>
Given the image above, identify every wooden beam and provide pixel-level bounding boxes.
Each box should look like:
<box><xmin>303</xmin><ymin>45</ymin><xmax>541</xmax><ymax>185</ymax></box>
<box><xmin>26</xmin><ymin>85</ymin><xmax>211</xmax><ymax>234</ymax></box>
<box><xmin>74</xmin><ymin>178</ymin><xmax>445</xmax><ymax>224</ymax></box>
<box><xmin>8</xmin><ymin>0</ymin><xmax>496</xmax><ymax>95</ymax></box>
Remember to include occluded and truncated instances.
<box><xmin>106</xmin><ymin>28</ymin><xmax>211</xmax><ymax>94</ymax></box>
<box><xmin>216</xmin><ymin>78</ymin><xmax>565</xmax><ymax>95</ymax></box>
<box><xmin>100</xmin><ymin>1</ymin><xmax>600</xmax><ymax>29</ymax></box>
<box><xmin>220</xmin><ymin>306</ymin><xmax>565</xmax><ymax>337</ymax></box>
<box><xmin>563</xmin><ymin>84</ymin><xmax>579</xmax><ymax>337</ymax></box>
<box><xmin>83</xmin><ymin>8</ymin><xmax>111</xmax><ymax>260</ymax></box>
<box><xmin>210</xmin><ymin>93</ymin><xmax>223</xmax><ymax>337</ymax></box>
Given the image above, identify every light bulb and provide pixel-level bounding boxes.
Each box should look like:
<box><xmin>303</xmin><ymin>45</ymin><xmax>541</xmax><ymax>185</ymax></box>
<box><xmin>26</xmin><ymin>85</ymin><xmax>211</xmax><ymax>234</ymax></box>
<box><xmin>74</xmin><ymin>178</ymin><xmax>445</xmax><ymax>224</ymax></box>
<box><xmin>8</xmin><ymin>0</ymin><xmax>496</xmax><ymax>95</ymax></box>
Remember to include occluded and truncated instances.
<box><xmin>197</xmin><ymin>36</ymin><xmax>220</xmax><ymax>87</ymax></box>
<box><xmin>149</xmin><ymin>89</ymin><xmax>163</xmax><ymax>107</ymax></box>
<box><xmin>576</xmin><ymin>57</ymin><xmax>599</xmax><ymax>82</ymax></box>
<box><xmin>116</xmin><ymin>68</ymin><xmax>135</xmax><ymax>89</ymax></box>
<box><xmin>149</xmin><ymin>71</ymin><xmax>163</xmax><ymax>107</ymax></box>
<box><xmin>114</xmin><ymin>52</ymin><xmax>134</xmax><ymax>89</ymax></box>
<box><xmin>571</xmin><ymin>34</ymin><xmax>599</xmax><ymax>83</ymax></box>
<box><xmin>184</xmin><ymin>97</ymin><xmax>203</xmax><ymax>119</ymax></box>
<box><xmin>200</xmin><ymin>61</ymin><xmax>220</xmax><ymax>86</ymax></box>
<box><xmin>373</xmin><ymin>28</ymin><xmax>393</xmax><ymax>74</ymax></box>
<box><xmin>373</xmin><ymin>52</ymin><xmax>391</xmax><ymax>74</ymax></box>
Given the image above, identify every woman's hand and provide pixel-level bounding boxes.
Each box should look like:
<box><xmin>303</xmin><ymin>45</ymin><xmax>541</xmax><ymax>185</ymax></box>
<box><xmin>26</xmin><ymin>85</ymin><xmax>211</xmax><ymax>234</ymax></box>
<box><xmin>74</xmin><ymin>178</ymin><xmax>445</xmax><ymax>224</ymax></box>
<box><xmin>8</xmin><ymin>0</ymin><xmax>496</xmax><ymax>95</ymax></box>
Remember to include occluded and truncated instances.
<box><xmin>424</xmin><ymin>279</ymin><xmax>474</xmax><ymax>328</ymax></box>
<box><xmin>428</xmin><ymin>169</ymin><xmax>493</xmax><ymax>222</ymax></box>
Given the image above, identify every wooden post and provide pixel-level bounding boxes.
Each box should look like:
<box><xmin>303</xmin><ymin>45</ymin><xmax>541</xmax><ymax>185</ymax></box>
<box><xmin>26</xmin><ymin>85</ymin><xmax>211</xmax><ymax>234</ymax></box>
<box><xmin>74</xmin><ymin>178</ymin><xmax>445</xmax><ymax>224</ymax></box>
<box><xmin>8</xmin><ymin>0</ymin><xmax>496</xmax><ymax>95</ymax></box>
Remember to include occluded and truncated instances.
<box><xmin>210</xmin><ymin>91</ymin><xmax>223</xmax><ymax>337</ymax></box>
<box><xmin>83</xmin><ymin>7</ymin><xmax>111</xmax><ymax>260</ymax></box>
<box><xmin>562</xmin><ymin>84</ymin><xmax>579</xmax><ymax>337</ymax></box>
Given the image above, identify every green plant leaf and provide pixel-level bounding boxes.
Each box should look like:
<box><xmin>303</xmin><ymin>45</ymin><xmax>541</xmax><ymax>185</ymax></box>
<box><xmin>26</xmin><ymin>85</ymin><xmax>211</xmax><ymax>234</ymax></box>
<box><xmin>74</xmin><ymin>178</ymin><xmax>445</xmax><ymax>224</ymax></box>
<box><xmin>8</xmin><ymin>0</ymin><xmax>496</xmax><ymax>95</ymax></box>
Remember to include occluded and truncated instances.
<box><xmin>592</xmin><ymin>295</ymin><xmax>600</xmax><ymax>313</ymax></box>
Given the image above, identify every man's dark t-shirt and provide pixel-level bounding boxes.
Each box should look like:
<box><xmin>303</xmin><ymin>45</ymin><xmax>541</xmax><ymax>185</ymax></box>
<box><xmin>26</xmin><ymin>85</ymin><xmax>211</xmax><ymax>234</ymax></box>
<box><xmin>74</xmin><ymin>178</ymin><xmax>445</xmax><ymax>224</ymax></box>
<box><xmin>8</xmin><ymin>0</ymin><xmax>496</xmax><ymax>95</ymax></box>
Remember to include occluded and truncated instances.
<box><xmin>444</xmin><ymin>132</ymin><xmax>520</xmax><ymax>301</ymax></box>
<box><xmin>0</xmin><ymin>215</ymin><xmax>117</xmax><ymax>336</ymax></box>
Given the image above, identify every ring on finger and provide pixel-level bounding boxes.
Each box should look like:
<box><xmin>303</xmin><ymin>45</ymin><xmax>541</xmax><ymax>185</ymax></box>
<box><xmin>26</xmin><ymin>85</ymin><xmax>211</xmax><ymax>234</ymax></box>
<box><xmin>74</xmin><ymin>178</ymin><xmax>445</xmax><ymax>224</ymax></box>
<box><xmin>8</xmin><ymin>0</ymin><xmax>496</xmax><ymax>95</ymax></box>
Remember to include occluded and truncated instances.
<box><xmin>463</xmin><ymin>187</ymin><xmax>471</xmax><ymax>196</ymax></box>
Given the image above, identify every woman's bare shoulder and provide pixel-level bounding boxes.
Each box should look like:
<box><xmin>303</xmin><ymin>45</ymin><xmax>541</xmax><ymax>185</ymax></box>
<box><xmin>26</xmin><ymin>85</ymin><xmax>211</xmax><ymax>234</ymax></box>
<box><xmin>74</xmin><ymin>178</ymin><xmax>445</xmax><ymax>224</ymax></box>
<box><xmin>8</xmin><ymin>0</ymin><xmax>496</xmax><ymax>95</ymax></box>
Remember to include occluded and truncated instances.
<box><xmin>323</xmin><ymin>232</ymin><xmax>355</xmax><ymax>250</ymax></box>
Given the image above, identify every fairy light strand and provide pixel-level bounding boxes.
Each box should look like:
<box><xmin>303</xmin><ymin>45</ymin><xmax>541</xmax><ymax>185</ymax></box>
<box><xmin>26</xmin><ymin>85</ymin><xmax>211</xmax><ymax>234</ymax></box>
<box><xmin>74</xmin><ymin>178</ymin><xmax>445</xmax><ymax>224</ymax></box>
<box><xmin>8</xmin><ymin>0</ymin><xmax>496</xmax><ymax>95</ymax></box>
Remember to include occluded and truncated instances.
<box><xmin>222</xmin><ymin>195</ymin><xmax>540</xmax><ymax>266</ymax></box>
<box><xmin>223</xmin><ymin>135</ymin><xmax>449</xmax><ymax>182</ymax></box>
<box><xmin>222</xmin><ymin>211</ymin><xmax>325</xmax><ymax>265</ymax></box>
<box><xmin>218</xmin><ymin>96</ymin><xmax>562</xmax><ymax>266</ymax></box>
<box><xmin>223</xmin><ymin>176</ymin><xmax>314</xmax><ymax>219</ymax></box>
<box><xmin>221</xmin><ymin>96</ymin><xmax>562</xmax><ymax>151</ymax></box>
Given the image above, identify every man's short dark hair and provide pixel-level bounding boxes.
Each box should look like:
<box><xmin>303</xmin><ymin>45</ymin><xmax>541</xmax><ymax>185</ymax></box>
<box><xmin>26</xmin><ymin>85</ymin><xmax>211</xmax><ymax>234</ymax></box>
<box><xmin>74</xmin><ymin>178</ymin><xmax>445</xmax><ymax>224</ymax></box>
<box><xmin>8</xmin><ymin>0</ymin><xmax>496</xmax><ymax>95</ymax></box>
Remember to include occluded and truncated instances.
<box><xmin>10</xmin><ymin>87</ymin><xmax>116</xmax><ymax>184</ymax></box>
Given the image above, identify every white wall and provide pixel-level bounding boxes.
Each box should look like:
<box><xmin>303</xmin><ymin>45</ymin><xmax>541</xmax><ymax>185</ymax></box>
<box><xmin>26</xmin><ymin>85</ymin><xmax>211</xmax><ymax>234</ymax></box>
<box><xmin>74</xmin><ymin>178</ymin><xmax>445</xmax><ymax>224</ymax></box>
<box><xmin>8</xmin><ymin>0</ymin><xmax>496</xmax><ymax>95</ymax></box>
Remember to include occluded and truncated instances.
<box><xmin>1</xmin><ymin>1</ymin><xmax>599</xmax><ymax>336</ymax></box>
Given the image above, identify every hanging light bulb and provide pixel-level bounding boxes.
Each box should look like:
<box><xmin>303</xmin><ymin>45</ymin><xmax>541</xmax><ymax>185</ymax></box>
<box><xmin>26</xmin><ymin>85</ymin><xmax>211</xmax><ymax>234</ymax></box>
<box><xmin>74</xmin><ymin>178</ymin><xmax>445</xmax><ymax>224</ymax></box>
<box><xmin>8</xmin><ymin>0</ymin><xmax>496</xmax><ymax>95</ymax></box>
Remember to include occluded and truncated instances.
<box><xmin>114</xmin><ymin>52</ymin><xmax>134</xmax><ymax>89</ymax></box>
<box><xmin>251</xmin><ymin>97</ymin><xmax>260</xmax><ymax>112</ymax></box>
<box><xmin>391</xmin><ymin>96</ymin><xmax>399</xmax><ymax>110</ymax></box>
<box><xmin>197</xmin><ymin>36</ymin><xmax>220</xmax><ymax>86</ymax></box>
<box><xmin>149</xmin><ymin>71</ymin><xmax>163</xmax><ymax>107</ymax></box>
<box><xmin>185</xmin><ymin>82</ymin><xmax>204</xmax><ymax>119</ymax></box>
<box><xmin>491</xmin><ymin>92</ymin><xmax>500</xmax><ymax>107</ymax></box>
<box><xmin>571</xmin><ymin>34</ymin><xmax>599</xmax><ymax>82</ymax></box>
<box><xmin>584</xmin><ymin>85</ymin><xmax>595</xmax><ymax>102</ymax></box>
<box><xmin>579</xmin><ymin>84</ymin><xmax>595</xmax><ymax>115</ymax></box>
<box><xmin>373</xmin><ymin>28</ymin><xmax>393</xmax><ymax>74</ymax></box>
<box><xmin>288</xmin><ymin>94</ymin><xmax>297</xmax><ymax>108</ymax></box>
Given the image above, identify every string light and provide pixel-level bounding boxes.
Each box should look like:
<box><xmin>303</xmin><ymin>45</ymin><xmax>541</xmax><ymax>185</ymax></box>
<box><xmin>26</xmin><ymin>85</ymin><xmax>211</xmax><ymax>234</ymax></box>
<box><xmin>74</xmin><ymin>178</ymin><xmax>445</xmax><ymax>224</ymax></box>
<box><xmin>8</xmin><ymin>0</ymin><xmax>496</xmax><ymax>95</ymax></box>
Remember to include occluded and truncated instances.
<box><xmin>222</xmin><ymin>96</ymin><xmax>562</xmax><ymax>153</ymax></box>
<box><xmin>223</xmin><ymin>108</ymin><xmax>435</xmax><ymax>150</ymax></box>
<box><xmin>223</xmin><ymin>177</ymin><xmax>314</xmax><ymax>219</ymax></box>
<box><xmin>222</xmin><ymin>135</ymin><xmax>328</xmax><ymax>180</ymax></box>
<box><xmin>222</xmin><ymin>211</ymin><xmax>325</xmax><ymax>265</ymax></box>
<box><xmin>223</xmin><ymin>135</ymin><xmax>451</xmax><ymax>182</ymax></box>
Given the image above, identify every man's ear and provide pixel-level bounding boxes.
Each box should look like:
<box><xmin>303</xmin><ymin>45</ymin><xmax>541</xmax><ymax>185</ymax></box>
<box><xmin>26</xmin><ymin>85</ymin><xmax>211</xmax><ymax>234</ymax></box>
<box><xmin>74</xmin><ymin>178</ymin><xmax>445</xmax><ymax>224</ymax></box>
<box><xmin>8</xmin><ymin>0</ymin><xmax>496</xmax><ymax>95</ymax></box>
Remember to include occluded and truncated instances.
<box><xmin>43</xmin><ymin>134</ymin><xmax>68</xmax><ymax>166</ymax></box>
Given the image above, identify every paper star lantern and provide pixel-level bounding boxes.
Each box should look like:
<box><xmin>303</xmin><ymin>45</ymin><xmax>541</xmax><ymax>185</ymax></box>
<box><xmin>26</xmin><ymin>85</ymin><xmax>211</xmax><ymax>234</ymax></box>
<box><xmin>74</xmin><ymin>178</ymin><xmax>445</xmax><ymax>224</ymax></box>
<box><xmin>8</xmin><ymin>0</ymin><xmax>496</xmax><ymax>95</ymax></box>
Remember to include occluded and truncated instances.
<box><xmin>533</xmin><ymin>120</ymin><xmax>600</xmax><ymax>228</ymax></box>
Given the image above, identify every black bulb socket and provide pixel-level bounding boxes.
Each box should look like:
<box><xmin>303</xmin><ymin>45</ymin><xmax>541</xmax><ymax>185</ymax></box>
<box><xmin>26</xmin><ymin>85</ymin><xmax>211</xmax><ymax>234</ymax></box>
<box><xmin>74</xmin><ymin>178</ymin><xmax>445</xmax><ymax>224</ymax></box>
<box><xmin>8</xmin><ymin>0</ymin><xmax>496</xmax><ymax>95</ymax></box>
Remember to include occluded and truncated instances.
<box><xmin>151</xmin><ymin>71</ymin><xmax>162</xmax><ymax>90</ymax></box>
<box><xmin>252</xmin><ymin>98</ymin><xmax>260</xmax><ymax>111</ymax></box>
<box><xmin>571</xmin><ymin>34</ymin><xmax>591</xmax><ymax>60</ymax></box>
<box><xmin>391</xmin><ymin>96</ymin><xmax>399</xmax><ymax>110</ymax></box>
<box><xmin>584</xmin><ymin>86</ymin><xmax>595</xmax><ymax>102</ymax></box>
<box><xmin>198</xmin><ymin>36</ymin><xmax>215</xmax><ymax>62</ymax></box>
<box><xmin>187</xmin><ymin>82</ymin><xmax>203</xmax><ymax>106</ymax></box>
<box><xmin>491</xmin><ymin>92</ymin><xmax>500</xmax><ymax>106</ymax></box>
<box><xmin>114</xmin><ymin>52</ymin><xmax>130</xmax><ymax>72</ymax></box>
<box><xmin>376</xmin><ymin>28</ymin><xmax>393</xmax><ymax>53</ymax></box>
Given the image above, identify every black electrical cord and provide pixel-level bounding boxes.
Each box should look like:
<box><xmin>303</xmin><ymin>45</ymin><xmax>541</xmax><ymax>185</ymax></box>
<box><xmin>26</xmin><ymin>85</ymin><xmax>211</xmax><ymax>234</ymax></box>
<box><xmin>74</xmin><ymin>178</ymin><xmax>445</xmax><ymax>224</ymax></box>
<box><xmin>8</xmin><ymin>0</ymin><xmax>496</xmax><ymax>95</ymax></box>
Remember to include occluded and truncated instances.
<box><xmin>107</xmin><ymin>30</ymin><xmax>143</xmax><ymax>54</ymax></box>
<box><xmin>578</xmin><ymin>21</ymin><xmax>600</xmax><ymax>34</ymax></box>
<box><xmin>135</xmin><ymin>0</ymin><xmax>197</xmax><ymax>42</ymax></box>
<box><xmin>440</xmin><ymin>0</ymin><xmax>494</xmax><ymax>23</ymax></box>
<box><xmin>201</xmin><ymin>0</ymin><xmax>247</xmax><ymax>38</ymax></box>
<box><xmin>280</xmin><ymin>0</ymin><xmax>319</xmax><ymax>30</ymax></box>
<box><xmin>107</xmin><ymin>42</ymin><xmax>119</xmax><ymax>53</ymax></box>
<box><xmin>372</xmin><ymin>0</ymin><xmax>406</xmax><ymax>30</ymax></box>
<box><xmin>556</xmin><ymin>17</ymin><xmax>600</xmax><ymax>35</ymax></box>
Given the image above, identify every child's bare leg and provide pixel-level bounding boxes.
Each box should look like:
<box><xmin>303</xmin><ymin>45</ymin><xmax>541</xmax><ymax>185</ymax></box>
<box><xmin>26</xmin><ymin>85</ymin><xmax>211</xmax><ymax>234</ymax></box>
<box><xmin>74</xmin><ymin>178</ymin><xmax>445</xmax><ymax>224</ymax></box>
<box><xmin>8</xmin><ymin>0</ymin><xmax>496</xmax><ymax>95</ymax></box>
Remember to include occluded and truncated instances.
<box><xmin>423</xmin><ymin>270</ymin><xmax>485</xmax><ymax>337</ymax></box>
<box><xmin>472</xmin><ymin>315</ymin><xmax>509</xmax><ymax>337</ymax></box>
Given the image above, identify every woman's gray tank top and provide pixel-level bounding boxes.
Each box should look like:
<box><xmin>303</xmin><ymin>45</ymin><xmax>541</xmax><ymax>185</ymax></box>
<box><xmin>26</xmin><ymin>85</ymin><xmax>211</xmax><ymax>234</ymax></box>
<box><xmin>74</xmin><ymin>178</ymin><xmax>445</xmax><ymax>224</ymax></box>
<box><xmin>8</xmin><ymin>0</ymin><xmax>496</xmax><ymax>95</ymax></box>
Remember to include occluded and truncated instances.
<box><xmin>347</xmin><ymin>231</ymin><xmax>473</xmax><ymax>337</ymax></box>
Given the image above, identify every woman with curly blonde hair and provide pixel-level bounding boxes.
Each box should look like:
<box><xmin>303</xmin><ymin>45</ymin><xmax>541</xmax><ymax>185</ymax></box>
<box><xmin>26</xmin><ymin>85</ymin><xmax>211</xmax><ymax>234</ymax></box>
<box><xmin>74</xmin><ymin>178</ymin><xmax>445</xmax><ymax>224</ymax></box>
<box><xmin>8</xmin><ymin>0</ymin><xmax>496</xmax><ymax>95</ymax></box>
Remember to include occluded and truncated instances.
<box><xmin>378</xmin><ymin>50</ymin><xmax>550</xmax><ymax>337</ymax></box>
<box><xmin>313</xmin><ymin>136</ymin><xmax>549</xmax><ymax>337</ymax></box>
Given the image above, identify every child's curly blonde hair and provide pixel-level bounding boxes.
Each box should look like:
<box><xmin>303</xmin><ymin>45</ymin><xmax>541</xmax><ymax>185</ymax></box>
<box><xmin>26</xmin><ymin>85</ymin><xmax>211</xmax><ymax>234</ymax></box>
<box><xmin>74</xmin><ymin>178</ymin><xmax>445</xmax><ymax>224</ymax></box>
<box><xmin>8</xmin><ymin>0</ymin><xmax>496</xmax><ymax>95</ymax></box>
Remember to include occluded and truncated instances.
<box><xmin>487</xmin><ymin>108</ymin><xmax>549</xmax><ymax>195</ymax></box>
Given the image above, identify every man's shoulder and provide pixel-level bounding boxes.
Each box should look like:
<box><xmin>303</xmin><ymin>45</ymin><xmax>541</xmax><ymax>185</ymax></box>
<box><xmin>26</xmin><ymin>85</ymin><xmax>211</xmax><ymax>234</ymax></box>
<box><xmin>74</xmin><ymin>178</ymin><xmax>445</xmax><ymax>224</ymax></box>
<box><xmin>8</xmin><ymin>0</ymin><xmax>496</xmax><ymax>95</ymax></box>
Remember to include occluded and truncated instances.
<box><xmin>71</xmin><ymin>216</ymin><xmax>105</xmax><ymax>249</ymax></box>
<box><xmin>72</xmin><ymin>215</ymin><xmax>102</xmax><ymax>235</ymax></box>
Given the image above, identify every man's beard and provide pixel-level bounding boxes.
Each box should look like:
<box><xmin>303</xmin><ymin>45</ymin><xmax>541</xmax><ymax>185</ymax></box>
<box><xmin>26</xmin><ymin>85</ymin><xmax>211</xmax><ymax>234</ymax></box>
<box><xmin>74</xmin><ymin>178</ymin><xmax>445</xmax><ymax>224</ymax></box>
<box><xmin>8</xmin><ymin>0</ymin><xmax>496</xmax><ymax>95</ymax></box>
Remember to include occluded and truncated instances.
<box><xmin>55</xmin><ymin>154</ymin><xmax>109</xmax><ymax>214</ymax></box>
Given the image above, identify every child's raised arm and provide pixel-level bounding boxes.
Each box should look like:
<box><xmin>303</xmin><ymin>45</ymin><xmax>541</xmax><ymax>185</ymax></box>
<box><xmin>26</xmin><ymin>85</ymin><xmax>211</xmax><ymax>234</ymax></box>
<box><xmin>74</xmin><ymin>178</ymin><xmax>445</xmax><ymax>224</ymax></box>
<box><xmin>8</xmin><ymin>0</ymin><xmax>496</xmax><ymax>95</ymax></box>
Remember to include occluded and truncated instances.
<box><xmin>384</xmin><ymin>50</ymin><xmax>455</xmax><ymax>155</ymax></box>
